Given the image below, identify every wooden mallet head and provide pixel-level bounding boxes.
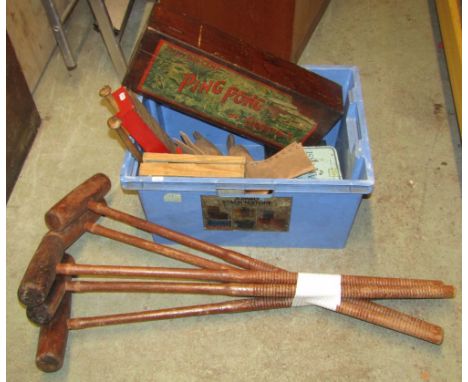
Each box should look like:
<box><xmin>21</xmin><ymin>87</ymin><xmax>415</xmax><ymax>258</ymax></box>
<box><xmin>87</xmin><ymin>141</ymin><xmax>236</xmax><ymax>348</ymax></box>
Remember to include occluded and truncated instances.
<box><xmin>44</xmin><ymin>173</ymin><xmax>111</xmax><ymax>232</ymax></box>
<box><xmin>35</xmin><ymin>289</ymin><xmax>72</xmax><ymax>372</ymax></box>
<box><xmin>26</xmin><ymin>254</ymin><xmax>75</xmax><ymax>325</ymax></box>
<box><xmin>18</xmin><ymin>174</ymin><xmax>111</xmax><ymax>307</ymax></box>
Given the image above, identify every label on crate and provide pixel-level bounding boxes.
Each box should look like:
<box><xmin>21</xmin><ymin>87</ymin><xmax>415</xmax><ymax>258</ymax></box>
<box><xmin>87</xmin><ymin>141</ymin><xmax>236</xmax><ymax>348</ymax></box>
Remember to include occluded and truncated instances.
<box><xmin>201</xmin><ymin>196</ymin><xmax>292</xmax><ymax>231</ymax></box>
<box><xmin>137</xmin><ymin>40</ymin><xmax>317</xmax><ymax>147</ymax></box>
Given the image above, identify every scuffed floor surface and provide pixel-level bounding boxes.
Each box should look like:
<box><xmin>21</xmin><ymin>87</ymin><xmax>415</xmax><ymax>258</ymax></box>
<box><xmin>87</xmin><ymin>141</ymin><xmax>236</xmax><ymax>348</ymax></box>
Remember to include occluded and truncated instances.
<box><xmin>6</xmin><ymin>1</ymin><xmax>461</xmax><ymax>381</ymax></box>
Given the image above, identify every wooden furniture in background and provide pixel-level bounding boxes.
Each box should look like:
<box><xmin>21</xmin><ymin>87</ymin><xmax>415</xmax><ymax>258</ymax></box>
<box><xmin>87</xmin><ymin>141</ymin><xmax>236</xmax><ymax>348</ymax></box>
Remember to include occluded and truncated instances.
<box><xmin>158</xmin><ymin>0</ymin><xmax>330</xmax><ymax>62</ymax></box>
<box><xmin>435</xmin><ymin>0</ymin><xmax>462</xmax><ymax>132</ymax></box>
<box><xmin>6</xmin><ymin>0</ymin><xmax>73</xmax><ymax>92</ymax></box>
<box><xmin>6</xmin><ymin>0</ymin><xmax>134</xmax><ymax>91</ymax></box>
<box><xmin>7</xmin><ymin>34</ymin><xmax>42</xmax><ymax>201</ymax></box>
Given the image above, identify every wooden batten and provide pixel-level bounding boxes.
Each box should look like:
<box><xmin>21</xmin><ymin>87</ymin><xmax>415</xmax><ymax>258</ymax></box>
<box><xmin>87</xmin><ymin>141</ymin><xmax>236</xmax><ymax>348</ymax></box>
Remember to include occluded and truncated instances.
<box><xmin>139</xmin><ymin>153</ymin><xmax>246</xmax><ymax>178</ymax></box>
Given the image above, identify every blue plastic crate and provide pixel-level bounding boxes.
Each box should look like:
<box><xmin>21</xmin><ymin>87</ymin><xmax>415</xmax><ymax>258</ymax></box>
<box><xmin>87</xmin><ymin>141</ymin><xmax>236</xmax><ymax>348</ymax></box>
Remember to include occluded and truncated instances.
<box><xmin>120</xmin><ymin>66</ymin><xmax>374</xmax><ymax>248</ymax></box>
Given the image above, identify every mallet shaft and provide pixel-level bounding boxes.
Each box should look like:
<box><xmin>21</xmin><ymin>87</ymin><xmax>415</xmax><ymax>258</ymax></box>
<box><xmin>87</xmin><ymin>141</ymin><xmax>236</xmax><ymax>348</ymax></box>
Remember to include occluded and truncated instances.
<box><xmin>57</xmin><ymin>263</ymin><xmax>297</xmax><ymax>283</ymax></box>
<box><xmin>87</xmin><ymin>200</ymin><xmax>280</xmax><ymax>271</ymax></box>
<box><xmin>28</xmin><ymin>261</ymin><xmax>451</xmax><ymax>325</ymax></box>
<box><xmin>64</xmin><ymin>280</ymin><xmax>454</xmax><ymax>299</ymax></box>
<box><xmin>56</xmin><ymin>263</ymin><xmax>445</xmax><ymax>289</ymax></box>
<box><xmin>67</xmin><ymin>297</ymin><xmax>292</xmax><ymax>330</ymax></box>
<box><xmin>65</xmin><ymin>297</ymin><xmax>443</xmax><ymax>344</ymax></box>
<box><xmin>85</xmin><ymin>221</ymin><xmax>235</xmax><ymax>270</ymax></box>
<box><xmin>336</xmin><ymin>299</ymin><xmax>444</xmax><ymax>345</ymax></box>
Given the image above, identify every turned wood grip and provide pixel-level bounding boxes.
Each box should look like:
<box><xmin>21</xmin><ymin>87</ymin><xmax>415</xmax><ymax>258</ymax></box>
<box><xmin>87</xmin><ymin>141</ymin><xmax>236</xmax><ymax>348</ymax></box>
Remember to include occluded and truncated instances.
<box><xmin>99</xmin><ymin>85</ymin><xmax>119</xmax><ymax>114</ymax></box>
<box><xmin>336</xmin><ymin>299</ymin><xmax>444</xmax><ymax>344</ymax></box>
<box><xmin>36</xmin><ymin>291</ymin><xmax>72</xmax><ymax>372</ymax></box>
<box><xmin>44</xmin><ymin>173</ymin><xmax>111</xmax><ymax>231</ymax></box>
<box><xmin>18</xmin><ymin>234</ymin><xmax>64</xmax><ymax>307</ymax></box>
<box><xmin>27</xmin><ymin>254</ymin><xmax>75</xmax><ymax>324</ymax></box>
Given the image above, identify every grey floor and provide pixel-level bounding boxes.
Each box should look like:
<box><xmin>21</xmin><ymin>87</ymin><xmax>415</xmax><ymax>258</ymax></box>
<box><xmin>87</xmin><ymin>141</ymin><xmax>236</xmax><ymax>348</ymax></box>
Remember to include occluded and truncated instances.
<box><xmin>6</xmin><ymin>0</ymin><xmax>461</xmax><ymax>381</ymax></box>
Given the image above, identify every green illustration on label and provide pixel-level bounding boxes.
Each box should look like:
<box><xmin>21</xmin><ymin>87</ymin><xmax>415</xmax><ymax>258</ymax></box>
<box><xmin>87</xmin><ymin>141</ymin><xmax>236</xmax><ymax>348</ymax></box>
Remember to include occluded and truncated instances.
<box><xmin>139</xmin><ymin>40</ymin><xmax>316</xmax><ymax>146</ymax></box>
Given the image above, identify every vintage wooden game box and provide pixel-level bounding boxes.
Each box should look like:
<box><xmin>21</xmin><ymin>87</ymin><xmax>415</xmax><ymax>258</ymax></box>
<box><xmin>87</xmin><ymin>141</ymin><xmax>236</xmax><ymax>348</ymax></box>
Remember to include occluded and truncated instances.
<box><xmin>123</xmin><ymin>4</ymin><xmax>344</xmax><ymax>149</ymax></box>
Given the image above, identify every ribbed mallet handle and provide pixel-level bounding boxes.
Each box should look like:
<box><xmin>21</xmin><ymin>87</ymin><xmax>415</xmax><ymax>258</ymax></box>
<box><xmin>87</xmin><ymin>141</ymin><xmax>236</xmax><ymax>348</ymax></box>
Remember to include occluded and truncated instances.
<box><xmin>336</xmin><ymin>299</ymin><xmax>444</xmax><ymax>344</ymax></box>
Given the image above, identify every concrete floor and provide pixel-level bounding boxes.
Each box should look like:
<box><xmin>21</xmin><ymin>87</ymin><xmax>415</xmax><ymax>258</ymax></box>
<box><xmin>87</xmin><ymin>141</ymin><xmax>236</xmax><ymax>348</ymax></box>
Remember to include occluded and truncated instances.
<box><xmin>6</xmin><ymin>0</ymin><xmax>461</xmax><ymax>381</ymax></box>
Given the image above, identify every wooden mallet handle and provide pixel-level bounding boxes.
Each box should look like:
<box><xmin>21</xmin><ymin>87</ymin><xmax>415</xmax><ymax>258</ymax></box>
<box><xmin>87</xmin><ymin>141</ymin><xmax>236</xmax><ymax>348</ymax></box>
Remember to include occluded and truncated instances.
<box><xmin>87</xmin><ymin>201</ymin><xmax>281</xmax><ymax>272</ymax></box>
<box><xmin>55</xmin><ymin>263</ymin><xmax>446</xmax><ymax>288</ymax></box>
<box><xmin>336</xmin><ymin>299</ymin><xmax>444</xmax><ymax>345</ymax></box>
<box><xmin>99</xmin><ymin>85</ymin><xmax>119</xmax><ymax>114</ymax></box>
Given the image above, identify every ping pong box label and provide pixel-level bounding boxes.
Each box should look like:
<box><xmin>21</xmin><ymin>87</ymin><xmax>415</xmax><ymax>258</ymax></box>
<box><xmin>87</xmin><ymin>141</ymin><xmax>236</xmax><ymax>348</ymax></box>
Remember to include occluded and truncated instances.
<box><xmin>138</xmin><ymin>40</ymin><xmax>317</xmax><ymax>147</ymax></box>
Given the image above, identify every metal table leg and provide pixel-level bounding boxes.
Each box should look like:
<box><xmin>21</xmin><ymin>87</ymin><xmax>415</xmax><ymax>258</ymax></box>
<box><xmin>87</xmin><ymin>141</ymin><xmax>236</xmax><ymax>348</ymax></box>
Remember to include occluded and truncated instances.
<box><xmin>88</xmin><ymin>0</ymin><xmax>128</xmax><ymax>80</ymax></box>
<box><xmin>41</xmin><ymin>0</ymin><xmax>77</xmax><ymax>70</ymax></box>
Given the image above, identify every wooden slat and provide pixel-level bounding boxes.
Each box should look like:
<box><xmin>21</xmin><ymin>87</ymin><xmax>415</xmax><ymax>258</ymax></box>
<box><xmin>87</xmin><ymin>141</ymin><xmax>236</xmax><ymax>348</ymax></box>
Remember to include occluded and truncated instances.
<box><xmin>139</xmin><ymin>162</ymin><xmax>245</xmax><ymax>178</ymax></box>
<box><xmin>140</xmin><ymin>153</ymin><xmax>246</xmax><ymax>178</ymax></box>
<box><xmin>142</xmin><ymin>153</ymin><xmax>245</xmax><ymax>164</ymax></box>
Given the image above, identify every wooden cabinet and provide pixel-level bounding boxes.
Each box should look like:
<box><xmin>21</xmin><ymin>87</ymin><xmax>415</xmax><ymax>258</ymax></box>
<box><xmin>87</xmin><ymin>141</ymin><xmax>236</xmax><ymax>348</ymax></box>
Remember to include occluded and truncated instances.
<box><xmin>158</xmin><ymin>0</ymin><xmax>329</xmax><ymax>62</ymax></box>
<box><xmin>6</xmin><ymin>0</ymin><xmax>73</xmax><ymax>92</ymax></box>
<box><xmin>6</xmin><ymin>34</ymin><xmax>41</xmax><ymax>201</ymax></box>
<box><xmin>435</xmin><ymin>0</ymin><xmax>461</xmax><ymax>131</ymax></box>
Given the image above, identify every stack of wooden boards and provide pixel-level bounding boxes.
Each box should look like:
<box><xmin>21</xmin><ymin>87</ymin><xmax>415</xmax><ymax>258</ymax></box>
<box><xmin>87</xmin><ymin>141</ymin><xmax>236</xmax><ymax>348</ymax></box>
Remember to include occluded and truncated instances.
<box><xmin>140</xmin><ymin>153</ymin><xmax>246</xmax><ymax>178</ymax></box>
<box><xmin>139</xmin><ymin>142</ymin><xmax>315</xmax><ymax>179</ymax></box>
